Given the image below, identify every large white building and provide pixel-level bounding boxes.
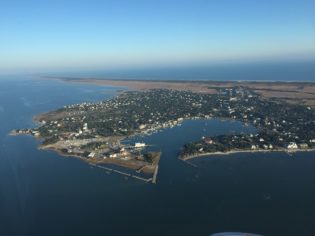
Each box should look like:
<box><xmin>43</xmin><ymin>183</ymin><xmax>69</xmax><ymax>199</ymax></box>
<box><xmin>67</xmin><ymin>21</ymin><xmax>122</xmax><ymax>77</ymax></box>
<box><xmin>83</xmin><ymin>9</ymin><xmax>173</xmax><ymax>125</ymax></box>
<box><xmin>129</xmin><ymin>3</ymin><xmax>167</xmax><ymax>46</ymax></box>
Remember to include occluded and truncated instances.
<box><xmin>135</xmin><ymin>142</ymin><xmax>146</xmax><ymax>148</ymax></box>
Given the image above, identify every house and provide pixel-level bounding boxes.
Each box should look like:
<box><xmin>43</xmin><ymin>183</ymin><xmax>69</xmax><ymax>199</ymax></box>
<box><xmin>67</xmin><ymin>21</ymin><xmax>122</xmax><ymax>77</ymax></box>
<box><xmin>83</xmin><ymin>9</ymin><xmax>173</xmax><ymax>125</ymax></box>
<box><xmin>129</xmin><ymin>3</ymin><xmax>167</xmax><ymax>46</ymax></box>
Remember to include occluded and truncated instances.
<box><xmin>139</xmin><ymin>124</ymin><xmax>146</xmax><ymax>130</ymax></box>
<box><xmin>299</xmin><ymin>143</ymin><xmax>308</xmax><ymax>149</ymax></box>
<box><xmin>83</xmin><ymin>123</ymin><xmax>88</xmax><ymax>131</ymax></box>
<box><xmin>88</xmin><ymin>152</ymin><xmax>95</xmax><ymax>158</ymax></box>
<box><xmin>251</xmin><ymin>145</ymin><xmax>258</xmax><ymax>150</ymax></box>
<box><xmin>286</xmin><ymin>142</ymin><xmax>298</xmax><ymax>149</ymax></box>
<box><xmin>203</xmin><ymin>137</ymin><xmax>214</xmax><ymax>145</ymax></box>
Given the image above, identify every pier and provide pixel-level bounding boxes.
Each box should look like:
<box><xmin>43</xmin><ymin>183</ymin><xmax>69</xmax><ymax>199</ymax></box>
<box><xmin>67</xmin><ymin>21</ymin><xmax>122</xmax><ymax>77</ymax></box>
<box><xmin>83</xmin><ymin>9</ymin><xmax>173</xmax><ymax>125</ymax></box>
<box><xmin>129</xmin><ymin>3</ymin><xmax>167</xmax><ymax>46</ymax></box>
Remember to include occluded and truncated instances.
<box><xmin>112</xmin><ymin>169</ymin><xmax>131</xmax><ymax>177</ymax></box>
<box><xmin>132</xmin><ymin>175</ymin><xmax>152</xmax><ymax>182</ymax></box>
<box><xmin>152</xmin><ymin>165</ymin><xmax>159</xmax><ymax>184</ymax></box>
<box><xmin>178</xmin><ymin>157</ymin><xmax>198</xmax><ymax>168</ymax></box>
<box><xmin>90</xmin><ymin>163</ymin><xmax>153</xmax><ymax>183</ymax></box>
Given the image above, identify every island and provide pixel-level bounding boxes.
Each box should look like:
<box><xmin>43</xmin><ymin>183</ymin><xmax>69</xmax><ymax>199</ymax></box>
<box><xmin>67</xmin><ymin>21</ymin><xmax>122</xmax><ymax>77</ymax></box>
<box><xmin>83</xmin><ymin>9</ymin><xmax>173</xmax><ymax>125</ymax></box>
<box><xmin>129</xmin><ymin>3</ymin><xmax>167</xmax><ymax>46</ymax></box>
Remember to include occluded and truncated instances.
<box><xmin>11</xmin><ymin>79</ymin><xmax>315</xmax><ymax>180</ymax></box>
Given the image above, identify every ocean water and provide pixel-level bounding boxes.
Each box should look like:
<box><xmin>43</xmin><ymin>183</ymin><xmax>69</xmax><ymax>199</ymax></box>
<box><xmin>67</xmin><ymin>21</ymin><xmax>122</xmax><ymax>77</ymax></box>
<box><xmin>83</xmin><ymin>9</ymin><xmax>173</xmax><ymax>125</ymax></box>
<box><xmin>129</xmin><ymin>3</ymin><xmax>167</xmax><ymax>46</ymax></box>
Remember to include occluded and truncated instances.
<box><xmin>1</xmin><ymin>75</ymin><xmax>315</xmax><ymax>236</ymax></box>
<box><xmin>48</xmin><ymin>60</ymin><xmax>315</xmax><ymax>81</ymax></box>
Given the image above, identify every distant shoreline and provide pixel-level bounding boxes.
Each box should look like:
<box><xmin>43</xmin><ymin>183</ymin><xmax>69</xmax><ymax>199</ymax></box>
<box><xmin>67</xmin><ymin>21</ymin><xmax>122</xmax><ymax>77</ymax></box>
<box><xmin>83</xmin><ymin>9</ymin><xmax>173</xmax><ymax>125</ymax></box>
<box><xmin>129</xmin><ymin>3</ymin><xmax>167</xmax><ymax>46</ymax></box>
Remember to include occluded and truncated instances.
<box><xmin>43</xmin><ymin>76</ymin><xmax>315</xmax><ymax>107</ymax></box>
<box><xmin>43</xmin><ymin>75</ymin><xmax>315</xmax><ymax>85</ymax></box>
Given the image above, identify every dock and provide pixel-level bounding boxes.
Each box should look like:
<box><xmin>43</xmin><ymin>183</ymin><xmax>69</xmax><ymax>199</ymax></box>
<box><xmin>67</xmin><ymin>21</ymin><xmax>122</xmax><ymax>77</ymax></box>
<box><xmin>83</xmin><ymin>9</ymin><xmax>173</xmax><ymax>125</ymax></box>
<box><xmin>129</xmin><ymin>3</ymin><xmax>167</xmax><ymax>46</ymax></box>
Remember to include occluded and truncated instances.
<box><xmin>112</xmin><ymin>169</ymin><xmax>131</xmax><ymax>177</ymax></box>
<box><xmin>152</xmin><ymin>165</ymin><xmax>159</xmax><ymax>184</ymax></box>
<box><xmin>90</xmin><ymin>163</ymin><xmax>153</xmax><ymax>183</ymax></box>
<box><xmin>178</xmin><ymin>157</ymin><xmax>198</xmax><ymax>168</ymax></box>
<box><xmin>132</xmin><ymin>175</ymin><xmax>152</xmax><ymax>182</ymax></box>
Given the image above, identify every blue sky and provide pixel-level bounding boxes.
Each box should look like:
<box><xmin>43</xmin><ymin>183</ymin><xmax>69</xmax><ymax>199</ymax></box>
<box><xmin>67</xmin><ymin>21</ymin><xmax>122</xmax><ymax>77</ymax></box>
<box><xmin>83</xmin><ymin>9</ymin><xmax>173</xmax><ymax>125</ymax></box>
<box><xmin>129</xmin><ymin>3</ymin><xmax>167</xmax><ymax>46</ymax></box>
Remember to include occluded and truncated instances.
<box><xmin>0</xmin><ymin>0</ymin><xmax>315</xmax><ymax>72</ymax></box>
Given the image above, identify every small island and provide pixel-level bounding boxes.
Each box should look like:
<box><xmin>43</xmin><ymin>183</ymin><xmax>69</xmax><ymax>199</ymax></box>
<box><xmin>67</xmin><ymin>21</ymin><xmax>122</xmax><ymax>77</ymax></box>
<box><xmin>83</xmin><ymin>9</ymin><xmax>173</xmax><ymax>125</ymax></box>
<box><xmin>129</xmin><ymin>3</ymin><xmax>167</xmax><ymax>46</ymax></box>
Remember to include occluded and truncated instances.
<box><xmin>11</xmin><ymin>80</ymin><xmax>315</xmax><ymax>180</ymax></box>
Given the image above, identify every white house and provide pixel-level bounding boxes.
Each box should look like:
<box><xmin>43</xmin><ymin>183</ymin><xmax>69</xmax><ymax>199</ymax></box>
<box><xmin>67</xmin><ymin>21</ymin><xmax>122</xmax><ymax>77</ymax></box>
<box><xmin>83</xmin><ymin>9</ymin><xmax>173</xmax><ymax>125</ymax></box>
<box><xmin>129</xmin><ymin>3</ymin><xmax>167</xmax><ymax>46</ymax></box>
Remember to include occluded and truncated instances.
<box><xmin>88</xmin><ymin>152</ymin><xmax>95</xmax><ymax>158</ymax></box>
<box><xmin>83</xmin><ymin>123</ymin><xmax>88</xmax><ymax>131</ymax></box>
<box><xmin>139</xmin><ymin>124</ymin><xmax>146</xmax><ymax>130</ymax></box>
<box><xmin>287</xmin><ymin>142</ymin><xmax>298</xmax><ymax>149</ymax></box>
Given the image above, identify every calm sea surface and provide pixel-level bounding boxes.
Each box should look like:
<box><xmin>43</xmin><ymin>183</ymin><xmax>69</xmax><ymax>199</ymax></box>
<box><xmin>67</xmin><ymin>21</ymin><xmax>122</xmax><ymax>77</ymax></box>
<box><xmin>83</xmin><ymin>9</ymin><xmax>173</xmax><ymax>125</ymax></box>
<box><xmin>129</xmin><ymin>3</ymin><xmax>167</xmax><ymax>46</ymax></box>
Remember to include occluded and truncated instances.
<box><xmin>49</xmin><ymin>60</ymin><xmax>315</xmax><ymax>81</ymax></box>
<box><xmin>1</xmin><ymin>74</ymin><xmax>315</xmax><ymax>236</ymax></box>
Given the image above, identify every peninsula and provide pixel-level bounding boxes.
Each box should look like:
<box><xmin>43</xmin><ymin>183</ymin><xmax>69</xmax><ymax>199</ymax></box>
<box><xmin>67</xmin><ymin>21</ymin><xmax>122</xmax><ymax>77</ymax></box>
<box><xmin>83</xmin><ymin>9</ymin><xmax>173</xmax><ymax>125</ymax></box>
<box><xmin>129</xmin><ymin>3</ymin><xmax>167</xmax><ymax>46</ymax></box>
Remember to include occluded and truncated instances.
<box><xmin>11</xmin><ymin>78</ymin><xmax>315</xmax><ymax>175</ymax></box>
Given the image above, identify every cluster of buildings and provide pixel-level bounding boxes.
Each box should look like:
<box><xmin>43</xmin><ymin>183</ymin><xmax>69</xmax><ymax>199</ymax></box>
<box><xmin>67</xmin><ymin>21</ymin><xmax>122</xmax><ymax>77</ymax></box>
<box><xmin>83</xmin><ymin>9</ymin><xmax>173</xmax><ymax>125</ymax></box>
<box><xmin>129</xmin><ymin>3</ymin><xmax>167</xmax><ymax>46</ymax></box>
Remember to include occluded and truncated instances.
<box><xmin>14</xmin><ymin>87</ymin><xmax>315</xmax><ymax>160</ymax></box>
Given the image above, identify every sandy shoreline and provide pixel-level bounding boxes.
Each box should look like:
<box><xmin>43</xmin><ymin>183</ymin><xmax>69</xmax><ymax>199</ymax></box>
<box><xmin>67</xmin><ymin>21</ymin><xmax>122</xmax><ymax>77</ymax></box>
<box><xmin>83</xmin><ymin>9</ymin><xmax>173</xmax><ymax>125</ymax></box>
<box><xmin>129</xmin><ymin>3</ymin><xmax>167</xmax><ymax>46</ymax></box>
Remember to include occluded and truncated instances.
<box><xmin>181</xmin><ymin>148</ymin><xmax>315</xmax><ymax>161</ymax></box>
